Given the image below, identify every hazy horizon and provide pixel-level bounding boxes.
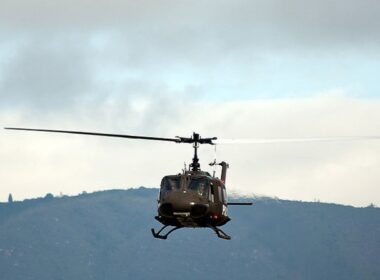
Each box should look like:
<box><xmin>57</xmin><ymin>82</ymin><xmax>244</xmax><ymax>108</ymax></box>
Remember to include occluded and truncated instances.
<box><xmin>1</xmin><ymin>0</ymin><xmax>380</xmax><ymax>206</ymax></box>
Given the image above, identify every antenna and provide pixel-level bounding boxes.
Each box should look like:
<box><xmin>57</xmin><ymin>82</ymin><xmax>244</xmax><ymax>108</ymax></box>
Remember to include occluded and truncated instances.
<box><xmin>209</xmin><ymin>144</ymin><xmax>218</xmax><ymax>177</ymax></box>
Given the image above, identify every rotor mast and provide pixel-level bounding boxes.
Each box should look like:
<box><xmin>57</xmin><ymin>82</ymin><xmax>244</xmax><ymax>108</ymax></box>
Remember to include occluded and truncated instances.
<box><xmin>175</xmin><ymin>132</ymin><xmax>217</xmax><ymax>172</ymax></box>
<box><xmin>190</xmin><ymin>133</ymin><xmax>200</xmax><ymax>171</ymax></box>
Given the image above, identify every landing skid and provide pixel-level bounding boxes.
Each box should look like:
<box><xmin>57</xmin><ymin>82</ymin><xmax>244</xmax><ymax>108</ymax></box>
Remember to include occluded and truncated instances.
<box><xmin>208</xmin><ymin>225</ymin><xmax>231</xmax><ymax>240</ymax></box>
<box><xmin>151</xmin><ymin>224</ymin><xmax>231</xmax><ymax>240</ymax></box>
<box><xmin>151</xmin><ymin>225</ymin><xmax>183</xmax><ymax>240</ymax></box>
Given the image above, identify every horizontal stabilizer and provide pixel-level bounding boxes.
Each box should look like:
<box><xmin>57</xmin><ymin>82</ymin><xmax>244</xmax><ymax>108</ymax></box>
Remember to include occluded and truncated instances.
<box><xmin>227</xmin><ymin>202</ymin><xmax>253</xmax><ymax>206</ymax></box>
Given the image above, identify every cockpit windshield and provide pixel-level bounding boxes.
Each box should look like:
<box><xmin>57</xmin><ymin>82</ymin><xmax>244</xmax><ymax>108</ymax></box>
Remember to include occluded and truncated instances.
<box><xmin>187</xmin><ymin>178</ymin><xmax>209</xmax><ymax>197</ymax></box>
<box><xmin>160</xmin><ymin>177</ymin><xmax>181</xmax><ymax>197</ymax></box>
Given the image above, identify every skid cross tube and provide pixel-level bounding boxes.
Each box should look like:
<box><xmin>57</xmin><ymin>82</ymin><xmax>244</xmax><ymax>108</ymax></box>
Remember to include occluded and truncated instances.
<box><xmin>151</xmin><ymin>225</ymin><xmax>183</xmax><ymax>240</ymax></box>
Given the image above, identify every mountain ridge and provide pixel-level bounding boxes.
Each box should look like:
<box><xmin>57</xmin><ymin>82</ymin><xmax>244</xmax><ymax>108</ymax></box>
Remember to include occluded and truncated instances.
<box><xmin>1</xmin><ymin>187</ymin><xmax>379</xmax><ymax>280</ymax></box>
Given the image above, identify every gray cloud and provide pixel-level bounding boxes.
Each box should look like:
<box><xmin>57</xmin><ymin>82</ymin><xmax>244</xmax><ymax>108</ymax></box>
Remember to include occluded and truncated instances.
<box><xmin>1</xmin><ymin>0</ymin><xmax>380</xmax><ymax>206</ymax></box>
<box><xmin>1</xmin><ymin>0</ymin><xmax>379</xmax><ymax>115</ymax></box>
<box><xmin>0</xmin><ymin>35</ymin><xmax>93</xmax><ymax>111</ymax></box>
<box><xmin>1</xmin><ymin>0</ymin><xmax>379</xmax><ymax>49</ymax></box>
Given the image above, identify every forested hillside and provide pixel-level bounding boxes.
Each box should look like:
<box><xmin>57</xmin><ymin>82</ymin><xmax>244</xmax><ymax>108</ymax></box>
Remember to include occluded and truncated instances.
<box><xmin>0</xmin><ymin>188</ymin><xmax>379</xmax><ymax>280</ymax></box>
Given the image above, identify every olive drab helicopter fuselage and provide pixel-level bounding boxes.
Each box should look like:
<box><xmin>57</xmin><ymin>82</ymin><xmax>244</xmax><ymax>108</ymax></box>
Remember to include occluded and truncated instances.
<box><xmin>4</xmin><ymin>128</ymin><xmax>252</xmax><ymax>240</ymax></box>
<box><xmin>154</xmin><ymin>163</ymin><xmax>234</xmax><ymax>239</ymax></box>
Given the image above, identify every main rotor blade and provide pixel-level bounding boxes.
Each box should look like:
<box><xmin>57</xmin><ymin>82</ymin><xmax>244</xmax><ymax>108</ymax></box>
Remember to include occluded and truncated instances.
<box><xmin>4</xmin><ymin>127</ymin><xmax>180</xmax><ymax>143</ymax></box>
<box><xmin>215</xmin><ymin>136</ymin><xmax>380</xmax><ymax>144</ymax></box>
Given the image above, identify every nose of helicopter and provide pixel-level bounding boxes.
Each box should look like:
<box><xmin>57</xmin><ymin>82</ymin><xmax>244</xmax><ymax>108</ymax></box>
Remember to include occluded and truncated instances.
<box><xmin>159</xmin><ymin>191</ymin><xmax>209</xmax><ymax>218</ymax></box>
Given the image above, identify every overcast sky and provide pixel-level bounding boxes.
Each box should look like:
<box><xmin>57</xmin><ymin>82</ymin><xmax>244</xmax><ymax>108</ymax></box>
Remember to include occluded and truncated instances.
<box><xmin>1</xmin><ymin>0</ymin><xmax>380</xmax><ymax>206</ymax></box>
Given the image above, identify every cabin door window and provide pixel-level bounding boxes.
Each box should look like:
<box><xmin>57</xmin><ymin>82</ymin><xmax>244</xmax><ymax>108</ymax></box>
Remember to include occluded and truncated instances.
<box><xmin>209</xmin><ymin>183</ymin><xmax>214</xmax><ymax>203</ymax></box>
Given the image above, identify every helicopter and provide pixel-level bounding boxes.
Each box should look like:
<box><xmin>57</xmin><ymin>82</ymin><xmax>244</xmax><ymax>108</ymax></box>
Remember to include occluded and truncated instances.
<box><xmin>4</xmin><ymin>127</ymin><xmax>252</xmax><ymax>240</ymax></box>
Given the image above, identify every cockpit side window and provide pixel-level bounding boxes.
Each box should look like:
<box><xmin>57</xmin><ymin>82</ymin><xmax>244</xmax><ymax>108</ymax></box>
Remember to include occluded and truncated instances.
<box><xmin>222</xmin><ymin>187</ymin><xmax>227</xmax><ymax>204</ymax></box>
<box><xmin>218</xmin><ymin>186</ymin><xmax>222</xmax><ymax>203</ymax></box>
<box><xmin>209</xmin><ymin>183</ymin><xmax>215</xmax><ymax>203</ymax></box>
<box><xmin>160</xmin><ymin>177</ymin><xmax>180</xmax><ymax>198</ymax></box>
